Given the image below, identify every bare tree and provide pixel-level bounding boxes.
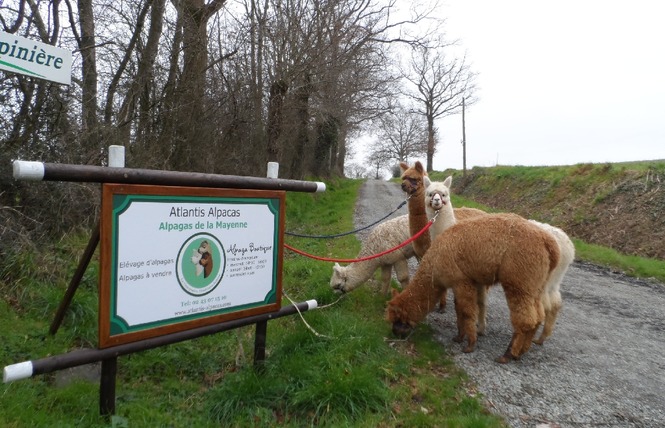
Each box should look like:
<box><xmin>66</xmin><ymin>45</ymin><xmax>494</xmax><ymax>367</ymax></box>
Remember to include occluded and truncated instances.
<box><xmin>372</xmin><ymin>105</ymin><xmax>428</xmax><ymax>164</ymax></box>
<box><xmin>403</xmin><ymin>44</ymin><xmax>477</xmax><ymax>171</ymax></box>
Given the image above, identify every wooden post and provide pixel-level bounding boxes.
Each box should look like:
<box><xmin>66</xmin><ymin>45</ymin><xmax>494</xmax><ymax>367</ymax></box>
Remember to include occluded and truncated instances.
<box><xmin>254</xmin><ymin>320</ymin><xmax>268</xmax><ymax>371</ymax></box>
<box><xmin>99</xmin><ymin>358</ymin><xmax>117</xmax><ymax>417</ymax></box>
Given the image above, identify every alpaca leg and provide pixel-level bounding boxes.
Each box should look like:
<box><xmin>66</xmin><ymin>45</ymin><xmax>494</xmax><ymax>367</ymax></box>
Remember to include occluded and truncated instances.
<box><xmin>452</xmin><ymin>284</ymin><xmax>479</xmax><ymax>352</ymax></box>
<box><xmin>380</xmin><ymin>265</ymin><xmax>392</xmax><ymax>295</ymax></box>
<box><xmin>515</xmin><ymin>297</ymin><xmax>545</xmax><ymax>357</ymax></box>
<box><xmin>476</xmin><ymin>285</ymin><xmax>489</xmax><ymax>335</ymax></box>
<box><xmin>534</xmin><ymin>290</ymin><xmax>562</xmax><ymax>345</ymax></box>
<box><xmin>496</xmin><ymin>334</ymin><xmax>518</xmax><ymax>364</ymax></box>
<box><xmin>497</xmin><ymin>288</ymin><xmax>544</xmax><ymax>362</ymax></box>
<box><xmin>438</xmin><ymin>289</ymin><xmax>447</xmax><ymax>313</ymax></box>
<box><xmin>393</xmin><ymin>258</ymin><xmax>410</xmax><ymax>290</ymax></box>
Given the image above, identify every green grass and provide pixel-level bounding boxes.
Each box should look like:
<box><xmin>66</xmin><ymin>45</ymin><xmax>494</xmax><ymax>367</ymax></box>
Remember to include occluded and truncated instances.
<box><xmin>0</xmin><ymin>178</ymin><xmax>505</xmax><ymax>427</ymax></box>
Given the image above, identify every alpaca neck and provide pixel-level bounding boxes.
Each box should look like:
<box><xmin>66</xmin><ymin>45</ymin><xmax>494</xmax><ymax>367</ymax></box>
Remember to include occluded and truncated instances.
<box><xmin>430</xmin><ymin>204</ymin><xmax>457</xmax><ymax>239</ymax></box>
<box><xmin>407</xmin><ymin>189</ymin><xmax>431</xmax><ymax>257</ymax></box>
<box><xmin>343</xmin><ymin>260</ymin><xmax>378</xmax><ymax>292</ymax></box>
<box><xmin>399</xmin><ymin>262</ymin><xmax>443</xmax><ymax>323</ymax></box>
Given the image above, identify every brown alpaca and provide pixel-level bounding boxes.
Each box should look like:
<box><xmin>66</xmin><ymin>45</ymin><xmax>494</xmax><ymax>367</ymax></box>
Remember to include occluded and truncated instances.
<box><xmin>386</xmin><ymin>213</ymin><xmax>560</xmax><ymax>363</ymax></box>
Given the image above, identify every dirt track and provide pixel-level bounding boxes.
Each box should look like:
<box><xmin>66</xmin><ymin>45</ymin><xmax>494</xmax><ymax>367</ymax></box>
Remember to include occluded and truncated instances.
<box><xmin>354</xmin><ymin>179</ymin><xmax>665</xmax><ymax>428</ymax></box>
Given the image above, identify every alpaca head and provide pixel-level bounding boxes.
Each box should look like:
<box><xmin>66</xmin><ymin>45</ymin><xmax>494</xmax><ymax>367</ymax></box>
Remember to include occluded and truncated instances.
<box><xmin>399</xmin><ymin>161</ymin><xmax>427</xmax><ymax>195</ymax></box>
<box><xmin>385</xmin><ymin>289</ymin><xmax>416</xmax><ymax>338</ymax></box>
<box><xmin>424</xmin><ymin>176</ymin><xmax>452</xmax><ymax>212</ymax></box>
<box><xmin>330</xmin><ymin>262</ymin><xmax>349</xmax><ymax>294</ymax></box>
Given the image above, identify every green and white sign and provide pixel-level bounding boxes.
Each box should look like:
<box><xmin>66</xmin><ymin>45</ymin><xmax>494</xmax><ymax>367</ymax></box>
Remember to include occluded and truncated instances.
<box><xmin>0</xmin><ymin>32</ymin><xmax>72</xmax><ymax>85</ymax></box>
<box><xmin>100</xmin><ymin>184</ymin><xmax>284</xmax><ymax>347</ymax></box>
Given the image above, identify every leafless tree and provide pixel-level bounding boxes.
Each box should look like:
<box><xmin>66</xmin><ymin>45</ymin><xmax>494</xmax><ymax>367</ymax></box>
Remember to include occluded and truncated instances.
<box><xmin>373</xmin><ymin>104</ymin><xmax>428</xmax><ymax>163</ymax></box>
<box><xmin>402</xmin><ymin>43</ymin><xmax>477</xmax><ymax>171</ymax></box>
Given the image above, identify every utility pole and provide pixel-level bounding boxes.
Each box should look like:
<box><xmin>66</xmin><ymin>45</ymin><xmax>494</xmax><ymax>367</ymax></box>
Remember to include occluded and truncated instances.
<box><xmin>461</xmin><ymin>97</ymin><xmax>467</xmax><ymax>177</ymax></box>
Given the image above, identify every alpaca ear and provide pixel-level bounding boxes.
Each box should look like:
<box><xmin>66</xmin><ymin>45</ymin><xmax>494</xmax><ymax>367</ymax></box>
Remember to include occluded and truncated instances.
<box><xmin>423</xmin><ymin>176</ymin><xmax>431</xmax><ymax>188</ymax></box>
<box><xmin>415</xmin><ymin>161</ymin><xmax>424</xmax><ymax>174</ymax></box>
<box><xmin>391</xmin><ymin>288</ymin><xmax>400</xmax><ymax>298</ymax></box>
<box><xmin>333</xmin><ymin>262</ymin><xmax>340</xmax><ymax>271</ymax></box>
<box><xmin>443</xmin><ymin>175</ymin><xmax>452</xmax><ymax>188</ymax></box>
<box><xmin>399</xmin><ymin>162</ymin><xmax>408</xmax><ymax>173</ymax></box>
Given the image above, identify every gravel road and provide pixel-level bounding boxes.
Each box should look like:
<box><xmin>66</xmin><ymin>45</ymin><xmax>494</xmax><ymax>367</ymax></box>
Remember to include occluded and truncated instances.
<box><xmin>354</xmin><ymin>179</ymin><xmax>665</xmax><ymax>428</ymax></box>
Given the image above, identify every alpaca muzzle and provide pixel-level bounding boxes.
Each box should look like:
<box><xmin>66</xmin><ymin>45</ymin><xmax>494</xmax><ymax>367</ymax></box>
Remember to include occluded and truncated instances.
<box><xmin>430</xmin><ymin>193</ymin><xmax>445</xmax><ymax>210</ymax></box>
<box><xmin>401</xmin><ymin>177</ymin><xmax>420</xmax><ymax>194</ymax></box>
<box><xmin>392</xmin><ymin>320</ymin><xmax>413</xmax><ymax>339</ymax></box>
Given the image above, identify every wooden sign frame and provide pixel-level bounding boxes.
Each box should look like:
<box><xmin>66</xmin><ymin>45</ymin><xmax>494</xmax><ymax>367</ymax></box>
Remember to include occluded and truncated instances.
<box><xmin>99</xmin><ymin>184</ymin><xmax>285</xmax><ymax>348</ymax></box>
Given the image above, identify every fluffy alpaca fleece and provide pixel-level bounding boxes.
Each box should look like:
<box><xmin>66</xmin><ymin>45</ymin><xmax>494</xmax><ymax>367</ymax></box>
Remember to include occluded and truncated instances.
<box><xmin>399</xmin><ymin>161</ymin><xmax>430</xmax><ymax>259</ymax></box>
<box><xmin>330</xmin><ymin>214</ymin><xmax>415</xmax><ymax>295</ymax></box>
<box><xmin>528</xmin><ymin>220</ymin><xmax>575</xmax><ymax>344</ymax></box>
<box><xmin>386</xmin><ymin>213</ymin><xmax>560</xmax><ymax>363</ymax></box>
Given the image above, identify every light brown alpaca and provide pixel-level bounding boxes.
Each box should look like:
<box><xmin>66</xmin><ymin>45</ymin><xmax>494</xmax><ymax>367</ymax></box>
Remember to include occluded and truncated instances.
<box><xmin>423</xmin><ymin>176</ymin><xmax>574</xmax><ymax>346</ymax></box>
<box><xmin>399</xmin><ymin>161</ymin><xmax>430</xmax><ymax>259</ymax></box>
<box><xmin>386</xmin><ymin>213</ymin><xmax>560</xmax><ymax>363</ymax></box>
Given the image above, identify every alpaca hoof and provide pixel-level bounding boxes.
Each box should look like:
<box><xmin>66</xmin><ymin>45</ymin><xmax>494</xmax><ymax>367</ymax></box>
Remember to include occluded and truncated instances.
<box><xmin>495</xmin><ymin>355</ymin><xmax>511</xmax><ymax>364</ymax></box>
<box><xmin>533</xmin><ymin>337</ymin><xmax>545</xmax><ymax>346</ymax></box>
<box><xmin>462</xmin><ymin>345</ymin><xmax>475</xmax><ymax>353</ymax></box>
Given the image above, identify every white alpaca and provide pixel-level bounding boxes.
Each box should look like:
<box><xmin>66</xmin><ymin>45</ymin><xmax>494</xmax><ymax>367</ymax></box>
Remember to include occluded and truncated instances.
<box><xmin>423</xmin><ymin>175</ymin><xmax>575</xmax><ymax>344</ymax></box>
<box><xmin>330</xmin><ymin>214</ymin><xmax>415</xmax><ymax>295</ymax></box>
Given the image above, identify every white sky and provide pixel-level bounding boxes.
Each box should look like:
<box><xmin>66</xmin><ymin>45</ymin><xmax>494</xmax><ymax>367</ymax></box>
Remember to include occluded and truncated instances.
<box><xmin>361</xmin><ymin>0</ymin><xmax>665</xmax><ymax>172</ymax></box>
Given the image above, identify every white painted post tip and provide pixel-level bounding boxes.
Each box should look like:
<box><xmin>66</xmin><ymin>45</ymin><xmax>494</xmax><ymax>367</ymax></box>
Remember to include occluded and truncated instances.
<box><xmin>306</xmin><ymin>299</ymin><xmax>318</xmax><ymax>310</ymax></box>
<box><xmin>315</xmin><ymin>182</ymin><xmax>326</xmax><ymax>192</ymax></box>
<box><xmin>3</xmin><ymin>361</ymin><xmax>34</xmax><ymax>383</ymax></box>
<box><xmin>267</xmin><ymin>162</ymin><xmax>279</xmax><ymax>179</ymax></box>
<box><xmin>108</xmin><ymin>145</ymin><xmax>126</xmax><ymax>168</ymax></box>
<box><xmin>12</xmin><ymin>160</ymin><xmax>45</xmax><ymax>181</ymax></box>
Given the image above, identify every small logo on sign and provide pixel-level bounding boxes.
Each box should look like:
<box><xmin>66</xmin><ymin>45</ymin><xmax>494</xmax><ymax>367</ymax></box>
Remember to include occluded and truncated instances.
<box><xmin>176</xmin><ymin>233</ymin><xmax>225</xmax><ymax>296</ymax></box>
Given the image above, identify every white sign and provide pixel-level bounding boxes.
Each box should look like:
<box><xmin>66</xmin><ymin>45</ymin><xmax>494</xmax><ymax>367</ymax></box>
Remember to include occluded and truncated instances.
<box><xmin>0</xmin><ymin>32</ymin><xmax>72</xmax><ymax>85</ymax></box>
<box><xmin>99</xmin><ymin>184</ymin><xmax>285</xmax><ymax>347</ymax></box>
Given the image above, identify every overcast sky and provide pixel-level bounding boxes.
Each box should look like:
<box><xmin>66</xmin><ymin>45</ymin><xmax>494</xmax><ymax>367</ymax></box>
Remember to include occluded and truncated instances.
<box><xmin>406</xmin><ymin>0</ymin><xmax>665</xmax><ymax>171</ymax></box>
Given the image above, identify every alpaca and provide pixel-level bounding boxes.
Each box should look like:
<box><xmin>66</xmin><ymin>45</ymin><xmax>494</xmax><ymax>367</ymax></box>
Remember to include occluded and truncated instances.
<box><xmin>330</xmin><ymin>214</ymin><xmax>415</xmax><ymax>295</ymax></box>
<box><xmin>423</xmin><ymin>176</ymin><xmax>575</xmax><ymax>345</ymax></box>
<box><xmin>386</xmin><ymin>213</ymin><xmax>560</xmax><ymax>363</ymax></box>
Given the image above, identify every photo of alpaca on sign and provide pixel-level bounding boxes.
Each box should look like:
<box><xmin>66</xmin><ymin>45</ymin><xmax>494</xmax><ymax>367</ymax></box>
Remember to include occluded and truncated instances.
<box><xmin>330</xmin><ymin>214</ymin><xmax>415</xmax><ymax>295</ymax></box>
<box><xmin>386</xmin><ymin>213</ymin><xmax>560</xmax><ymax>363</ymax></box>
<box><xmin>191</xmin><ymin>240</ymin><xmax>213</xmax><ymax>278</ymax></box>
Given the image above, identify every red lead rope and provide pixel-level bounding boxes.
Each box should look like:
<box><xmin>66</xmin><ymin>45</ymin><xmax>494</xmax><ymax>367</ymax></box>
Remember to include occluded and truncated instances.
<box><xmin>284</xmin><ymin>218</ymin><xmax>434</xmax><ymax>263</ymax></box>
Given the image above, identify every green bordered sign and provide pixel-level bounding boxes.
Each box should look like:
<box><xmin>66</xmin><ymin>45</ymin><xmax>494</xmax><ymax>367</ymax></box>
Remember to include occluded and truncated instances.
<box><xmin>99</xmin><ymin>184</ymin><xmax>285</xmax><ymax>348</ymax></box>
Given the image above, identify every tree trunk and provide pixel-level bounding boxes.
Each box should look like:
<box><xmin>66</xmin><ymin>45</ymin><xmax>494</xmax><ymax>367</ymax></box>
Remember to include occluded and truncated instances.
<box><xmin>171</xmin><ymin>0</ymin><xmax>226</xmax><ymax>172</ymax></box>
<box><xmin>266</xmin><ymin>80</ymin><xmax>288</xmax><ymax>163</ymax></box>
<box><xmin>77</xmin><ymin>0</ymin><xmax>100</xmax><ymax>160</ymax></box>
